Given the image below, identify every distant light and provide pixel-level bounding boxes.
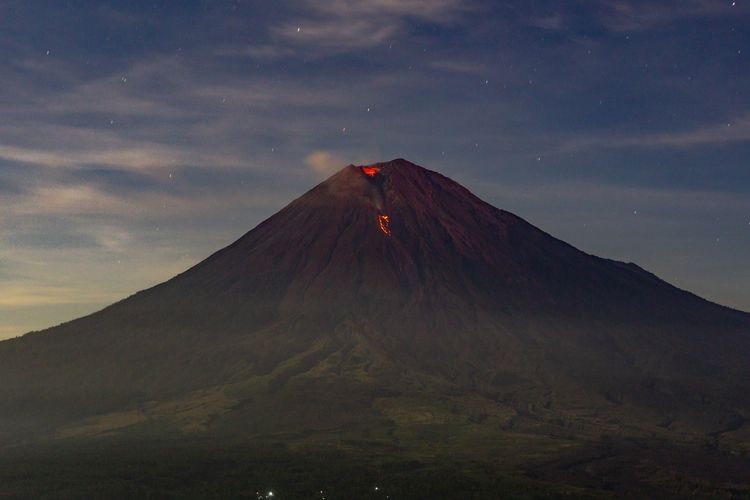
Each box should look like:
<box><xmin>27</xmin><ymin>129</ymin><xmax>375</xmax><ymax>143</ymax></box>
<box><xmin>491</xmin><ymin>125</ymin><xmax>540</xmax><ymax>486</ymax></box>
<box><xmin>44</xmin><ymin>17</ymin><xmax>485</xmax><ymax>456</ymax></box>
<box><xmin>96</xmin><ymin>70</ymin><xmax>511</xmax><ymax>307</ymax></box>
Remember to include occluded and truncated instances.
<box><xmin>268</xmin><ymin>492</ymin><xmax>274</xmax><ymax>498</ymax></box>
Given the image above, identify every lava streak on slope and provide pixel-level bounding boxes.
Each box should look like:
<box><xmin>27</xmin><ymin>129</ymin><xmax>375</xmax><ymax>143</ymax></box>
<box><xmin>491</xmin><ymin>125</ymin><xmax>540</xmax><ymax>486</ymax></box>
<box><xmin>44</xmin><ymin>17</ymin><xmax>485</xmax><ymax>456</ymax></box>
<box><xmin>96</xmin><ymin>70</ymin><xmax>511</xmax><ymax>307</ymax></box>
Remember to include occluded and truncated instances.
<box><xmin>361</xmin><ymin>166</ymin><xmax>380</xmax><ymax>177</ymax></box>
<box><xmin>378</xmin><ymin>214</ymin><xmax>391</xmax><ymax>236</ymax></box>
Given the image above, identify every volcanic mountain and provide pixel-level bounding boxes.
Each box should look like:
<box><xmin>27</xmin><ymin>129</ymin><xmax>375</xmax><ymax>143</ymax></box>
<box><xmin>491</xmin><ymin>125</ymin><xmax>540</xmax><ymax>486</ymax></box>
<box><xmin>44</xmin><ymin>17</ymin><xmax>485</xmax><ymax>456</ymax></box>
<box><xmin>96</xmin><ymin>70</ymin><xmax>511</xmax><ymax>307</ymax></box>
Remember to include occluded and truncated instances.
<box><xmin>1</xmin><ymin>158</ymin><xmax>749</xmax><ymax>460</ymax></box>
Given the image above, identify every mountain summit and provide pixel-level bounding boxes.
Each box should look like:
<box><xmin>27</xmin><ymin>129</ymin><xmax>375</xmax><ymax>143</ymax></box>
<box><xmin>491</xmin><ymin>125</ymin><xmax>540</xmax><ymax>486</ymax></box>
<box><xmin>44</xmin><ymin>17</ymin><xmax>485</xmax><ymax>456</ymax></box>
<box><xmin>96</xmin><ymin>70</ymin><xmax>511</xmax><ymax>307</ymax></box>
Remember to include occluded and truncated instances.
<box><xmin>1</xmin><ymin>159</ymin><xmax>749</xmax><ymax>451</ymax></box>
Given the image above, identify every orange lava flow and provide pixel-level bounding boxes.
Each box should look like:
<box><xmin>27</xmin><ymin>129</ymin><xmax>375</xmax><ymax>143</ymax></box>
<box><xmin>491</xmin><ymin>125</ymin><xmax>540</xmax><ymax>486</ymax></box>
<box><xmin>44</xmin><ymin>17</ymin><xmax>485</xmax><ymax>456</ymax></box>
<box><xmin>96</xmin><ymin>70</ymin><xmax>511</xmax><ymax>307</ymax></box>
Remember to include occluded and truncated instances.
<box><xmin>378</xmin><ymin>214</ymin><xmax>391</xmax><ymax>236</ymax></box>
<box><xmin>362</xmin><ymin>166</ymin><xmax>380</xmax><ymax>177</ymax></box>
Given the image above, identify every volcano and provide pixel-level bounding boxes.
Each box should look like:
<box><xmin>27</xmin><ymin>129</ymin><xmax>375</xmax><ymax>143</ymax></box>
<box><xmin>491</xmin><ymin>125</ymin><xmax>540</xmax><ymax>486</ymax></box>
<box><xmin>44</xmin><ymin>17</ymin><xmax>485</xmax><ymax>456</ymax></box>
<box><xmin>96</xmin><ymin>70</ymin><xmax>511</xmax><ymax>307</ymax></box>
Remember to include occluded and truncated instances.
<box><xmin>1</xmin><ymin>159</ymin><xmax>749</xmax><ymax>495</ymax></box>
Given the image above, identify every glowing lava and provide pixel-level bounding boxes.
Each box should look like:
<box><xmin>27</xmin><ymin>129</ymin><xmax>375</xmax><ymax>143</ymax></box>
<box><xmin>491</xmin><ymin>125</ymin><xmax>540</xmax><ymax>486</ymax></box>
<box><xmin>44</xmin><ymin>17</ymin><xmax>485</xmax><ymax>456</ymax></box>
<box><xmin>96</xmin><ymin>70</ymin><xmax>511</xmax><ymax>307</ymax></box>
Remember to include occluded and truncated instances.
<box><xmin>362</xmin><ymin>166</ymin><xmax>380</xmax><ymax>177</ymax></box>
<box><xmin>378</xmin><ymin>214</ymin><xmax>391</xmax><ymax>236</ymax></box>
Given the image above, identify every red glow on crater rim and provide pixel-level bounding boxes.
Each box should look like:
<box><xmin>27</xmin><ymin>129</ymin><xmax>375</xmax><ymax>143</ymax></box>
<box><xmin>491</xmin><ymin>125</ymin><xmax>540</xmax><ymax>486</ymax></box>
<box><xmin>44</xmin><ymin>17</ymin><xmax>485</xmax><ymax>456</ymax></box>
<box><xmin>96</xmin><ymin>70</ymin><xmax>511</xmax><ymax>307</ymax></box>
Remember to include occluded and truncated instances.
<box><xmin>361</xmin><ymin>166</ymin><xmax>380</xmax><ymax>177</ymax></box>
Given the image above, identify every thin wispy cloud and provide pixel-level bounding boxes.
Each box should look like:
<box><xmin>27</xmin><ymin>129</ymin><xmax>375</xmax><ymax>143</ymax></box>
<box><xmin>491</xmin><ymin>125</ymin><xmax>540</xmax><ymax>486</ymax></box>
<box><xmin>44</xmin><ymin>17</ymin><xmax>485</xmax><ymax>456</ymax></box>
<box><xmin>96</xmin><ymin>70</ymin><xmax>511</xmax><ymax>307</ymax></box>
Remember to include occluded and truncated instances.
<box><xmin>593</xmin><ymin>0</ymin><xmax>743</xmax><ymax>33</ymax></box>
<box><xmin>631</xmin><ymin>113</ymin><xmax>750</xmax><ymax>148</ymax></box>
<box><xmin>251</xmin><ymin>0</ymin><xmax>476</xmax><ymax>56</ymax></box>
<box><xmin>565</xmin><ymin>113</ymin><xmax>750</xmax><ymax>151</ymax></box>
<box><xmin>427</xmin><ymin>60</ymin><xmax>487</xmax><ymax>74</ymax></box>
<box><xmin>521</xmin><ymin>0</ymin><xmax>746</xmax><ymax>34</ymax></box>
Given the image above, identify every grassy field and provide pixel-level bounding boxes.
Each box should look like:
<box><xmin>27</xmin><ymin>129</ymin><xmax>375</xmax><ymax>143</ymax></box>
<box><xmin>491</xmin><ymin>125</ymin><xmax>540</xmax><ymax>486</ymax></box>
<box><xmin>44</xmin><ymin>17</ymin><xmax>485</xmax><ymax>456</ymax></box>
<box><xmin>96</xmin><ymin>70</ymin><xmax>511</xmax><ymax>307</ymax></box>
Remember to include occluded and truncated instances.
<box><xmin>1</xmin><ymin>434</ymin><xmax>749</xmax><ymax>499</ymax></box>
<box><xmin>0</xmin><ymin>440</ymin><xmax>601</xmax><ymax>500</ymax></box>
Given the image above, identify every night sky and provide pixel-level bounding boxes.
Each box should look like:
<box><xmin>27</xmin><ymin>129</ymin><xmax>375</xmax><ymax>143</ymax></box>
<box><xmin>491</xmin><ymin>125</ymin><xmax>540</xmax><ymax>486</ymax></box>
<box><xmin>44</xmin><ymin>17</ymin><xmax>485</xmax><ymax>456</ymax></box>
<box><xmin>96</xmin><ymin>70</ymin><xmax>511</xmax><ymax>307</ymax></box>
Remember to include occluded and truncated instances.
<box><xmin>1</xmin><ymin>0</ymin><xmax>749</xmax><ymax>339</ymax></box>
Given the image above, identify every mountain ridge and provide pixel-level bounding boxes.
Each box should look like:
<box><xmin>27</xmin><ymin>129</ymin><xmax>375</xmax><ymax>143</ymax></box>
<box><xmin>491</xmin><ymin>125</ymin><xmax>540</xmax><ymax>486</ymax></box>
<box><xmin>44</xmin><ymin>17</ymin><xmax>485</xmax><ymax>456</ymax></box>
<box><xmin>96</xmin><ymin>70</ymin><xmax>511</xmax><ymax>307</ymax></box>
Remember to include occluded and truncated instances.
<box><xmin>1</xmin><ymin>158</ymin><xmax>749</xmax><ymax>457</ymax></box>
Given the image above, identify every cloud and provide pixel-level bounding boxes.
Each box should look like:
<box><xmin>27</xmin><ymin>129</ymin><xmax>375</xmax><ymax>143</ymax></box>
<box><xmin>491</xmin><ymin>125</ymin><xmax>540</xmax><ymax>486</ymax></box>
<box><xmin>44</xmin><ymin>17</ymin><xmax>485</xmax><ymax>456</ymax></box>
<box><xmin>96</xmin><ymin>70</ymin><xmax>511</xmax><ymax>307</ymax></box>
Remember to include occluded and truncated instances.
<box><xmin>213</xmin><ymin>4</ymin><xmax>474</xmax><ymax>61</ymax></box>
<box><xmin>0</xmin><ymin>283</ymin><xmax>117</xmax><ymax>307</ymax></box>
<box><xmin>428</xmin><ymin>60</ymin><xmax>487</xmax><ymax>74</ymax></box>
<box><xmin>213</xmin><ymin>45</ymin><xmax>297</xmax><ymax>60</ymax></box>
<box><xmin>591</xmin><ymin>0</ymin><xmax>743</xmax><ymax>32</ymax></box>
<box><xmin>0</xmin><ymin>142</ymin><xmax>205</xmax><ymax>171</ymax></box>
<box><xmin>515</xmin><ymin>0</ymin><xmax>747</xmax><ymax>35</ymax></box>
<box><xmin>308</xmin><ymin>0</ymin><xmax>470</xmax><ymax>20</ymax></box>
<box><xmin>523</xmin><ymin>14</ymin><xmax>567</xmax><ymax>31</ymax></box>
<box><xmin>0</xmin><ymin>54</ymin><xmax>357</xmax><ymax>183</ymax></box>
<box><xmin>305</xmin><ymin>151</ymin><xmax>347</xmax><ymax>175</ymax></box>
<box><xmin>566</xmin><ymin>113</ymin><xmax>750</xmax><ymax>151</ymax></box>
<box><xmin>479</xmin><ymin>179</ymin><xmax>750</xmax><ymax>212</ymax></box>
<box><xmin>250</xmin><ymin>0</ymin><xmax>475</xmax><ymax>57</ymax></box>
<box><xmin>0</xmin><ymin>261</ymin><xmax>19</xmax><ymax>280</ymax></box>
<box><xmin>273</xmin><ymin>20</ymin><xmax>397</xmax><ymax>51</ymax></box>
<box><xmin>5</xmin><ymin>179</ymin><xmax>291</xmax><ymax>219</ymax></box>
<box><xmin>632</xmin><ymin>114</ymin><xmax>750</xmax><ymax>148</ymax></box>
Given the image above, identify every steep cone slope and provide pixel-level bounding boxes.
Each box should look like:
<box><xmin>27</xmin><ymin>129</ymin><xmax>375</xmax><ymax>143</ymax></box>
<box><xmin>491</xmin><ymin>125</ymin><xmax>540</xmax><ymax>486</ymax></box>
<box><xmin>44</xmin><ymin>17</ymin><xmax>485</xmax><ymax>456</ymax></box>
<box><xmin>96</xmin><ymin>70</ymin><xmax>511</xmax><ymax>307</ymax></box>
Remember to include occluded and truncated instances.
<box><xmin>0</xmin><ymin>159</ymin><xmax>749</xmax><ymax>444</ymax></box>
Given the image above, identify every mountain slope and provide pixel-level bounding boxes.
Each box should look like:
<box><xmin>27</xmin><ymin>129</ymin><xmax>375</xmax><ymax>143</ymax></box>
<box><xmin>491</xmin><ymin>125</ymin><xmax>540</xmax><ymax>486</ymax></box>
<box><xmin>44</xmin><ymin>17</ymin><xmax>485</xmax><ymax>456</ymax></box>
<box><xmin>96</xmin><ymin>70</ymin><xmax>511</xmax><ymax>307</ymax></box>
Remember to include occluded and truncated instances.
<box><xmin>1</xmin><ymin>158</ymin><xmax>749</xmax><ymax>447</ymax></box>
